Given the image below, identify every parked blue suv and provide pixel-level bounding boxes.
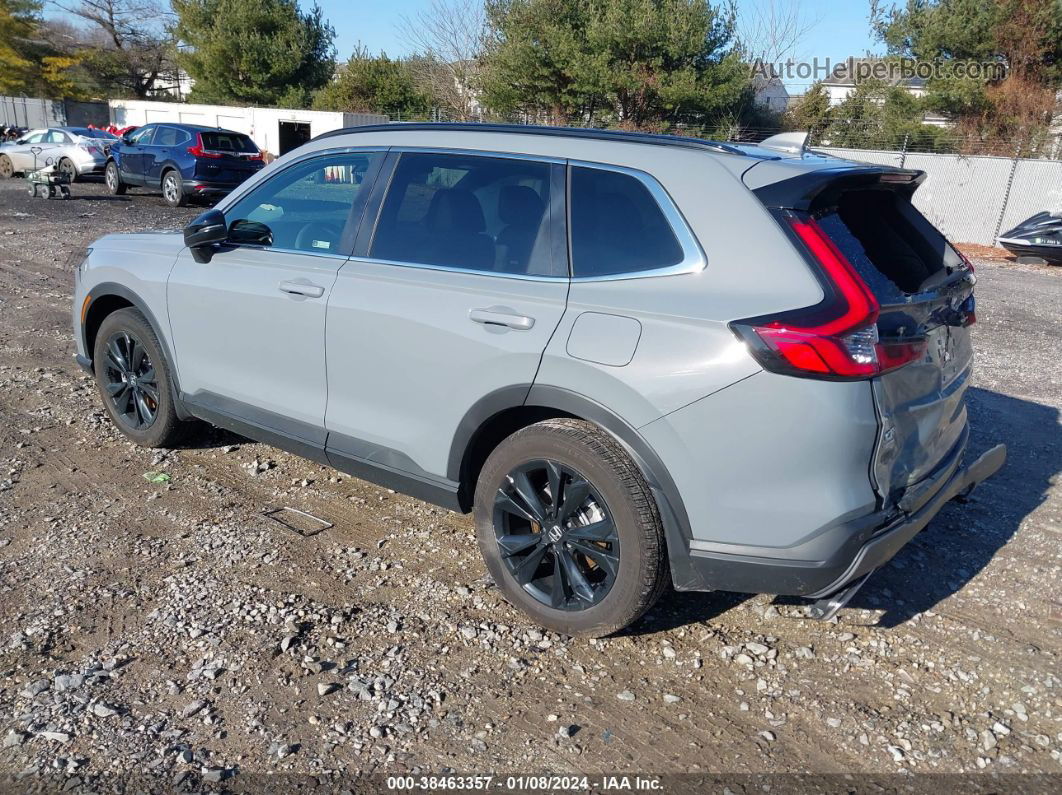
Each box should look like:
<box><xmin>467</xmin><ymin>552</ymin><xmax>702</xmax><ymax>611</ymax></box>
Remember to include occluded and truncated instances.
<box><xmin>105</xmin><ymin>123</ymin><xmax>265</xmax><ymax>207</ymax></box>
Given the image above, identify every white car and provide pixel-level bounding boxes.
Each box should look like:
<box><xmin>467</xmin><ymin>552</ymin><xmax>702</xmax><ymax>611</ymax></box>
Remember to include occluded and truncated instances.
<box><xmin>0</xmin><ymin>127</ymin><xmax>116</xmax><ymax>181</ymax></box>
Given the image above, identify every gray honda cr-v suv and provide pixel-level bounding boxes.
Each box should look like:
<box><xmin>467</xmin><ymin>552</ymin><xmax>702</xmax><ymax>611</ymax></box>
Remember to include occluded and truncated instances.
<box><xmin>72</xmin><ymin>124</ymin><xmax>1005</xmax><ymax>636</ymax></box>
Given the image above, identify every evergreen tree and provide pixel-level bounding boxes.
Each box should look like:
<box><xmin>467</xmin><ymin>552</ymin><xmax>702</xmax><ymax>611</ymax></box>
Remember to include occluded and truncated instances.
<box><xmin>314</xmin><ymin>47</ymin><xmax>430</xmax><ymax>118</ymax></box>
<box><xmin>173</xmin><ymin>0</ymin><xmax>336</xmax><ymax>107</ymax></box>
<box><xmin>481</xmin><ymin>0</ymin><xmax>751</xmax><ymax>128</ymax></box>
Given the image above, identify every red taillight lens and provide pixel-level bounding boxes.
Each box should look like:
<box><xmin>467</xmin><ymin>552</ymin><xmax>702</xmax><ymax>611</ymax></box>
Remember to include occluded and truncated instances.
<box><xmin>188</xmin><ymin>134</ymin><xmax>223</xmax><ymax>159</ymax></box>
<box><xmin>731</xmin><ymin>214</ymin><xmax>926</xmax><ymax>380</ymax></box>
<box><xmin>245</xmin><ymin>151</ymin><xmax>263</xmax><ymax>161</ymax></box>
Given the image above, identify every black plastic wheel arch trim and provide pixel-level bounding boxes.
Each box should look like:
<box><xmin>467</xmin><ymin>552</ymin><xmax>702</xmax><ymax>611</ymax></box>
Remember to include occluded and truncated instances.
<box><xmin>81</xmin><ymin>282</ymin><xmax>191</xmax><ymax>420</ymax></box>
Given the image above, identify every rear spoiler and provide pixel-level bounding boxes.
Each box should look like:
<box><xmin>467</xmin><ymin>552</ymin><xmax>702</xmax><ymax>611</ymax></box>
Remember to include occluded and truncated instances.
<box><xmin>753</xmin><ymin>166</ymin><xmax>926</xmax><ymax>211</ymax></box>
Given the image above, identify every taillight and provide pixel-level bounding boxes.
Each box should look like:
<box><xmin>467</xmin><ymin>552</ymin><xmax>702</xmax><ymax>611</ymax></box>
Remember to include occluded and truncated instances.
<box><xmin>730</xmin><ymin>213</ymin><xmax>927</xmax><ymax>380</ymax></box>
<box><xmin>188</xmin><ymin>134</ymin><xmax>223</xmax><ymax>159</ymax></box>
<box><xmin>245</xmin><ymin>151</ymin><xmax>263</xmax><ymax>161</ymax></box>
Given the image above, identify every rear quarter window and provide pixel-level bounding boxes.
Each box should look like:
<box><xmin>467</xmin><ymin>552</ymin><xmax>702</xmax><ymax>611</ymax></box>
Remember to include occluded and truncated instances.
<box><xmin>570</xmin><ymin>166</ymin><xmax>684</xmax><ymax>278</ymax></box>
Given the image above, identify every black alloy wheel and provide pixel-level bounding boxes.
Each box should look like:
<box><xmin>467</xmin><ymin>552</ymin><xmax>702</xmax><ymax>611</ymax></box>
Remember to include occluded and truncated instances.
<box><xmin>493</xmin><ymin>459</ymin><xmax>620</xmax><ymax>611</ymax></box>
<box><xmin>101</xmin><ymin>330</ymin><xmax>160</xmax><ymax>430</ymax></box>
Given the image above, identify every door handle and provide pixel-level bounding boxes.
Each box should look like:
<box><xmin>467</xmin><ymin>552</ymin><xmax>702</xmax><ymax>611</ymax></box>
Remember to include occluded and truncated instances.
<box><xmin>278</xmin><ymin>280</ymin><xmax>325</xmax><ymax>298</ymax></box>
<box><xmin>469</xmin><ymin>307</ymin><xmax>535</xmax><ymax>330</ymax></box>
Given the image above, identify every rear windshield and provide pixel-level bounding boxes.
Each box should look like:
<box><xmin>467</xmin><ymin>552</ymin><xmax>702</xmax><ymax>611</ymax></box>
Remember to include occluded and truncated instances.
<box><xmin>816</xmin><ymin>189</ymin><xmax>956</xmax><ymax>296</ymax></box>
<box><xmin>201</xmin><ymin>132</ymin><xmax>258</xmax><ymax>153</ymax></box>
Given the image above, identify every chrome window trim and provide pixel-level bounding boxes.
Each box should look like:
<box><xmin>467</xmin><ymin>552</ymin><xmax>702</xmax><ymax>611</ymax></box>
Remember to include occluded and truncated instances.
<box><xmin>347</xmin><ymin>256</ymin><xmax>568</xmax><ymax>283</ymax></box>
<box><xmin>216</xmin><ymin>145</ymin><xmax>704</xmax><ymax>283</ymax></box>
<box><xmin>567</xmin><ymin>159</ymin><xmax>707</xmax><ymax>282</ymax></box>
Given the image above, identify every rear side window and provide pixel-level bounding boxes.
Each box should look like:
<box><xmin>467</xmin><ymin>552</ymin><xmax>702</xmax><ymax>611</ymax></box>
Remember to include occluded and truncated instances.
<box><xmin>371</xmin><ymin>152</ymin><xmax>555</xmax><ymax>276</ymax></box>
<box><xmin>154</xmin><ymin>127</ymin><xmax>190</xmax><ymax>147</ymax></box>
<box><xmin>570</xmin><ymin>166</ymin><xmax>684</xmax><ymax>277</ymax></box>
<box><xmin>202</xmin><ymin>132</ymin><xmax>257</xmax><ymax>153</ymax></box>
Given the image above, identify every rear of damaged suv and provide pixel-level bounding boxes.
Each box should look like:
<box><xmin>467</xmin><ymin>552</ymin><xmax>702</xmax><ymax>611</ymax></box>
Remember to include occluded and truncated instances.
<box><xmin>646</xmin><ymin>154</ymin><xmax>1005</xmax><ymax>618</ymax></box>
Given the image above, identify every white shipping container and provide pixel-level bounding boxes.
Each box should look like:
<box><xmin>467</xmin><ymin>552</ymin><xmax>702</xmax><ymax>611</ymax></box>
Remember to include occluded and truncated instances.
<box><xmin>109</xmin><ymin>99</ymin><xmax>388</xmax><ymax>156</ymax></box>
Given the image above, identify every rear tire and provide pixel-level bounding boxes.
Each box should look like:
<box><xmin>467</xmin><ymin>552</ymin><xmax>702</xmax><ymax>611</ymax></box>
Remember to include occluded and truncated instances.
<box><xmin>105</xmin><ymin>161</ymin><xmax>126</xmax><ymax>195</ymax></box>
<box><xmin>93</xmin><ymin>308</ymin><xmax>189</xmax><ymax>448</ymax></box>
<box><xmin>473</xmin><ymin>418</ymin><xmax>669</xmax><ymax>637</ymax></box>
<box><xmin>162</xmin><ymin>171</ymin><xmax>187</xmax><ymax>207</ymax></box>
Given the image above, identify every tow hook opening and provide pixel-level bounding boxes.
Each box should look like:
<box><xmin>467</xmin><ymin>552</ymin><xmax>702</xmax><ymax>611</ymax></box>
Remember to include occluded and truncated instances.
<box><xmin>807</xmin><ymin>572</ymin><xmax>874</xmax><ymax>621</ymax></box>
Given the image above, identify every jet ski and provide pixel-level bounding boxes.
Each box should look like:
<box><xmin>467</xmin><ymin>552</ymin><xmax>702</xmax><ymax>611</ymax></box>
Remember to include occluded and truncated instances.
<box><xmin>998</xmin><ymin>211</ymin><xmax>1062</xmax><ymax>264</ymax></box>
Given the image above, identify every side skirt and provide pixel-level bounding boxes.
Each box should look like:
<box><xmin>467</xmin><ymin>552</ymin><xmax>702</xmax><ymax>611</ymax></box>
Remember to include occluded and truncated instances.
<box><xmin>182</xmin><ymin>394</ymin><xmax>463</xmax><ymax>513</ymax></box>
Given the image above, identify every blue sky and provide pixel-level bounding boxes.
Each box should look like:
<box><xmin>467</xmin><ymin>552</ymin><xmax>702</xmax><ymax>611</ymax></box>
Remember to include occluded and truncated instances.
<box><xmin>319</xmin><ymin>0</ymin><xmax>881</xmax><ymax>95</ymax></box>
<box><xmin>47</xmin><ymin>0</ymin><xmax>881</xmax><ymax>96</ymax></box>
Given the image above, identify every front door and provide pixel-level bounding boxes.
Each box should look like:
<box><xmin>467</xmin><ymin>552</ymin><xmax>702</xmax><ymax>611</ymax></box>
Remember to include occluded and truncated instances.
<box><xmin>7</xmin><ymin>130</ymin><xmax>49</xmax><ymax>171</ymax></box>
<box><xmin>118</xmin><ymin>125</ymin><xmax>156</xmax><ymax>185</ymax></box>
<box><xmin>167</xmin><ymin>150</ymin><xmax>384</xmax><ymax>446</ymax></box>
<box><xmin>325</xmin><ymin>151</ymin><xmax>569</xmax><ymax>481</ymax></box>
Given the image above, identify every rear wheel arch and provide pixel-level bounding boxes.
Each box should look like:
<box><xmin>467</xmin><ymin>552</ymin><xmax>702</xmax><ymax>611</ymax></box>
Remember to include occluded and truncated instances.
<box><xmin>451</xmin><ymin>385</ymin><xmax>699</xmax><ymax>589</ymax></box>
<box><xmin>159</xmin><ymin>165</ymin><xmax>181</xmax><ymax>186</ymax></box>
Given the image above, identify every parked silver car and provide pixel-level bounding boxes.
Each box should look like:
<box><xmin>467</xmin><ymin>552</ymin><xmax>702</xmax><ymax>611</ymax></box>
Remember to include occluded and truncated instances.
<box><xmin>71</xmin><ymin>124</ymin><xmax>1005</xmax><ymax>636</ymax></box>
<box><xmin>0</xmin><ymin>126</ymin><xmax>116</xmax><ymax>180</ymax></box>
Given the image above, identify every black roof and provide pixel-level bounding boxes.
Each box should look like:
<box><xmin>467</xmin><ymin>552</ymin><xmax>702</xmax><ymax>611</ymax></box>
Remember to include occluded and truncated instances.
<box><xmin>313</xmin><ymin>122</ymin><xmax>756</xmax><ymax>157</ymax></box>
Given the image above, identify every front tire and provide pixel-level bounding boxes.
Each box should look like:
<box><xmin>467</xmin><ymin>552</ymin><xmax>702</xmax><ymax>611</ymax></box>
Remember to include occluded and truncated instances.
<box><xmin>93</xmin><ymin>308</ymin><xmax>188</xmax><ymax>448</ymax></box>
<box><xmin>162</xmin><ymin>171</ymin><xmax>187</xmax><ymax>207</ymax></box>
<box><xmin>105</xmin><ymin>161</ymin><xmax>126</xmax><ymax>195</ymax></box>
<box><xmin>474</xmin><ymin>419</ymin><xmax>668</xmax><ymax>637</ymax></box>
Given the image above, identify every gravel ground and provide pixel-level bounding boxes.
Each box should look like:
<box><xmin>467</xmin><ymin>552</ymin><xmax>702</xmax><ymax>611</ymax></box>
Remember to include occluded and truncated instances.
<box><xmin>0</xmin><ymin>178</ymin><xmax>1059</xmax><ymax>791</ymax></box>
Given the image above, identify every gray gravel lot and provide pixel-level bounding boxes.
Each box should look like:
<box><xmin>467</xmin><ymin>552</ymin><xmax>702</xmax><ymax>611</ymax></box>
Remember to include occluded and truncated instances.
<box><xmin>0</xmin><ymin>178</ymin><xmax>1059</xmax><ymax>790</ymax></box>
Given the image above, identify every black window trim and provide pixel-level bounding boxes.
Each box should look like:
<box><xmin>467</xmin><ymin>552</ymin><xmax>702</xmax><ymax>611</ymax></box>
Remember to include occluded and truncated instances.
<box><xmin>213</xmin><ymin>146</ymin><xmax>388</xmax><ymax>260</ymax></box>
<box><xmin>566</xmin><ymin>160</ymin><xmax>707</xmax><ymax>282</ymax></box>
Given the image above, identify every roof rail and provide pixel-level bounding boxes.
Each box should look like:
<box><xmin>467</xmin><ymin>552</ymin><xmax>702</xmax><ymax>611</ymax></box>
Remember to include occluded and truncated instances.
<box><xmin>312</xmin><ymin>122</ymin><xmax>749</xmax><ymax>156</ymax></box>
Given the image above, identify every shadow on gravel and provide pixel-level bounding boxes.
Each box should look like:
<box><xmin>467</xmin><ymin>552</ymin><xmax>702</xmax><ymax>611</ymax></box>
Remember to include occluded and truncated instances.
<box><xmin>173</xmin><ymin>424</ymin><xmax>249</xmax><ymax>451</ymax></box>
<box><xmin>624</xmin><ymin>588</ymin><xmax>752</xmax><ymax>636</ymax></box>
<box><xmin>844</xmin><ymin>386</ymin><xmax>1060</xmax><ymax>627</ymax></box>
<box><xmin>69</xmin><ymin>195</ymin><xmax>131</xmax><ymax>202</ymax></box>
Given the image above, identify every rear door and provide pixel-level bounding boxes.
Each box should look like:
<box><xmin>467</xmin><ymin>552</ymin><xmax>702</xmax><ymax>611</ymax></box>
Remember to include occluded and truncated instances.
<box><xmin>324</xmin><ymin>150</ymin><xmax>569</xmax><ymax>482</ymax></box>
<box><xmin>145</xmin><ymin>126</ymin><xmax>189</xmax><ymax>185</ymax></box>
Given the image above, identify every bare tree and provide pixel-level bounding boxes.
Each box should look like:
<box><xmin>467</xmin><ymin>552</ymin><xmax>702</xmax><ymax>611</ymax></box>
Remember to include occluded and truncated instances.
<box><xmin>737</xmin><ymin>0</ymin><xmax>819</xmax><ymax>76</ymax></box>
<box><xmin>51</xmin><ymin>0</ymin><xmax>177</xmax><ymax>98</ymax></box>
<box><xmin>398</xmin><ymin>0</ymin><xmax>486</xmax><ymax>121</ymax></box>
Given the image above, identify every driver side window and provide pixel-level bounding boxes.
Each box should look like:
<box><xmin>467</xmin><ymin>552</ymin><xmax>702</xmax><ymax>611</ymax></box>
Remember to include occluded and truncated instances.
<box><xmin>225</xmin><ymin>152</ymin><xmax>381</xmax><ymax>255</ymax></box>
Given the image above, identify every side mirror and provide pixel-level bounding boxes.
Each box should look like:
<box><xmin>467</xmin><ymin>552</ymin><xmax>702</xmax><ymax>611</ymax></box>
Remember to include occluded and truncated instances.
<box><xmin>228</xmin><ymin>219</ymin><xmax>273</xmax><ymax>247</ymax></box>
<box><xmin>184</xmin><ymin>209</ymin><xmax>227</xmax><ymax>263</ymax></box>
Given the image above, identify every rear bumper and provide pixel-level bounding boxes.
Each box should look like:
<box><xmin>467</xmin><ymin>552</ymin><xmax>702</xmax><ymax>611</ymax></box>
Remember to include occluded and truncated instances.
<box><xmin>679</xmin><ymin>431</ymin><xmax>1006</xmax><ymax>597</ymax></box>
<box><xmin>183</xmin><ymin>179</ymin><xmax>242</xmax><ymax>197</ymax></box>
